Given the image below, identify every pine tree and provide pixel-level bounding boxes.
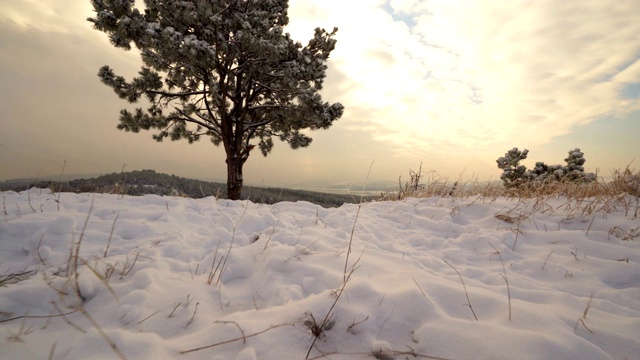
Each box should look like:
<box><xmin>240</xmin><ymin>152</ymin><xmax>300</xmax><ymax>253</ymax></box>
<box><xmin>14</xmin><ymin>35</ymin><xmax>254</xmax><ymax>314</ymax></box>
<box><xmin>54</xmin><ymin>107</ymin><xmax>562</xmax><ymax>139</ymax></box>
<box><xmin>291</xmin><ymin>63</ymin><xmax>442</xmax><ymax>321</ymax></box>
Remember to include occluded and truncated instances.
<box><xmin>496</xmin><ymin>148</ymin><xmax>529</xmax><ymax>188</ymax></box>
<box><xmin>88</xmin><ymin>0</ymin><xmax>344</xmax><ymax>200</ymax></box>
<box><xmin>496</xmin><ymin>147</ymin><xmax>596</xmax><ymax>187</ymax></box>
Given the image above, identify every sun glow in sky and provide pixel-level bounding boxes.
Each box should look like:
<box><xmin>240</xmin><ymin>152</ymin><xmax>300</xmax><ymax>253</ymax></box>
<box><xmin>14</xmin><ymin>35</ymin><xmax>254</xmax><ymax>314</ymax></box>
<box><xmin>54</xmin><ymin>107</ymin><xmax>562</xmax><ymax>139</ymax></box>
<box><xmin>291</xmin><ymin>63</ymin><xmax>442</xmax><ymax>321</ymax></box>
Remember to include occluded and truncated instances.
<box><xmin>1</xmin><ymin>1</ymin><xmax>639</xmax><ymax>187</ymax></box>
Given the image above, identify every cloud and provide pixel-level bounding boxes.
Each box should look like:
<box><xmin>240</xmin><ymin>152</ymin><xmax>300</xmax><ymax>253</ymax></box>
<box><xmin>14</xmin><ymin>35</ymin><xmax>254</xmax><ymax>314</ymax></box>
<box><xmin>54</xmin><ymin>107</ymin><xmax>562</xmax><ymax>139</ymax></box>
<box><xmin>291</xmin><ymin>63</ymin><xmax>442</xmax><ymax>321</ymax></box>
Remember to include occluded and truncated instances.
<box><xmin>0</xmin><ymin>0</ymin><xmax>94</xmax><ymax>33</ymax></box>
<box><xmin>1</xmin><ymin>0</ymin><xmax>637</xmax><ymax>183</ymax></box>
<box><xmin>0</xmin><ymin>2</ymin><xmax>396</xmax><ymax>183</ymax></box>
<box><xmin>289</xmin><ymin>0</ymin><xmax>640</xmax><ymax>161</ymax></box>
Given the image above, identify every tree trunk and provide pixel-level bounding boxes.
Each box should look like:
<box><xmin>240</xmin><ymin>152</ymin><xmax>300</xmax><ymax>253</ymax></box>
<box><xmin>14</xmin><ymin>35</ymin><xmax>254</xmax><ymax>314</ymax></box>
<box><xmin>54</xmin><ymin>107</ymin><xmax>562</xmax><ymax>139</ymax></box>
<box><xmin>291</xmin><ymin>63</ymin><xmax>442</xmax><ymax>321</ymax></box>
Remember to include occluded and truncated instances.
<box><xmin>226</xmin><ymin>154</ymin><xmax>244</xmax><ymax>200</ymax></box>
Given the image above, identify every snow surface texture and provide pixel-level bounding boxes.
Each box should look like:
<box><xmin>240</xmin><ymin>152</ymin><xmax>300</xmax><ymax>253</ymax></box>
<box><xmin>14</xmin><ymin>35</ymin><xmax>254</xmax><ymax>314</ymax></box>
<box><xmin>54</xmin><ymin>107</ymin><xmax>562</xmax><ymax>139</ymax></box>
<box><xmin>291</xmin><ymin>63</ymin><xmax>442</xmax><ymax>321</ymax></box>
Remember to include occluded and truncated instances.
<box><xmin>1</xmin><ymin>190</ymin><xmax>639</xmax><ymax>360</ymax></box>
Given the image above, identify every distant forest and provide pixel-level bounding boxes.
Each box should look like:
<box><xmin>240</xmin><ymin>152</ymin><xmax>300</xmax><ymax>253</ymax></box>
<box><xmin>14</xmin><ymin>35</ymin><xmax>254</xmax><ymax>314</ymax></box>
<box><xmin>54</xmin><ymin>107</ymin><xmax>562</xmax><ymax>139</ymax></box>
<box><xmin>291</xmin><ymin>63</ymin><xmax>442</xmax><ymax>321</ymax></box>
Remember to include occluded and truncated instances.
<box><xmin>0</xmin><ymin>170</ymin><xmax>377</xmax><ymax>208</ymax></box>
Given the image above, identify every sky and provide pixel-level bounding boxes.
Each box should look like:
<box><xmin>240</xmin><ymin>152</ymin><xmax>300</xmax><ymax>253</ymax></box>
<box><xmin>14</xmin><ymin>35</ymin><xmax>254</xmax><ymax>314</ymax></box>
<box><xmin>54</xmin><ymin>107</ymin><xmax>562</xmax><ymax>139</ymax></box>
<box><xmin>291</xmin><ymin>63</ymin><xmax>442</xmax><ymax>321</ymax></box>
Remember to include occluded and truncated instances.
<box><xmin>1</xmin><ymin>0</ymin><xmax>639</xmax><ymax>187</ymax></box>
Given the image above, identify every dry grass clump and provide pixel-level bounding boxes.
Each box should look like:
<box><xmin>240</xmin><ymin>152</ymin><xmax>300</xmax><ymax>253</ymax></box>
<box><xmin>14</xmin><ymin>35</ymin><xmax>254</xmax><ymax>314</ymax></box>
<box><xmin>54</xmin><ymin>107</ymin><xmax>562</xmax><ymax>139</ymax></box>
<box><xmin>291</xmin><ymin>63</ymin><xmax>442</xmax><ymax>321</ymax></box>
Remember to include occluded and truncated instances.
<box><xmin>392</xmin><ymin>163</ymin><xmax>503</xmax><ymax>200</ymax></box>
<box><xmin>610</xmin><ymin>166</ymin><xmax>640</xmax><ymax>197</ymax></box>
<box><xmin>396</xmin><ymin>165</ymin><xmax>640</xmax><ymax>201</ymax></box>
<box><xmin>394</xmin><ymin>164</ymin><xmax>640</xmax><ymax>218</ymax></box>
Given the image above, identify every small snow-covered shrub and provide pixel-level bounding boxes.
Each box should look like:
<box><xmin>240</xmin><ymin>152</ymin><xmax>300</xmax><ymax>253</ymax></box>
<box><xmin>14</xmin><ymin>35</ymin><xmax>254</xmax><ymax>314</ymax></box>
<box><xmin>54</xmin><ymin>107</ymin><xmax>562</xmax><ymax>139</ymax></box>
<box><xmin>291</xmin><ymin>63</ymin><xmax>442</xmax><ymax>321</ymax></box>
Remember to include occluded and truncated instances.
<box><xmin>496</xmin><ymin>148</ymin><xmax>596</xmax><ymax>188</ymax></box>
<box><xmin>496</xmin><ymin>148</ymin><xmax>529</xmax><ymax>188</ymax></box>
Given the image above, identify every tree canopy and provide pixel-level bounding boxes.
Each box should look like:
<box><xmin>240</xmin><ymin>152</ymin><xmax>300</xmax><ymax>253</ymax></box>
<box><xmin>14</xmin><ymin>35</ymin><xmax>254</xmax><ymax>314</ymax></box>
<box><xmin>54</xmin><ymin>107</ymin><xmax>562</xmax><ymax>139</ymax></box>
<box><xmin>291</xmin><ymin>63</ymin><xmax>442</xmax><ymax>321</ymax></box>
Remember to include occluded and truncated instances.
<box><xmin>88</xmin><ymin>0</ymin><xmax>344</xmax><ymax>199</ymax></box>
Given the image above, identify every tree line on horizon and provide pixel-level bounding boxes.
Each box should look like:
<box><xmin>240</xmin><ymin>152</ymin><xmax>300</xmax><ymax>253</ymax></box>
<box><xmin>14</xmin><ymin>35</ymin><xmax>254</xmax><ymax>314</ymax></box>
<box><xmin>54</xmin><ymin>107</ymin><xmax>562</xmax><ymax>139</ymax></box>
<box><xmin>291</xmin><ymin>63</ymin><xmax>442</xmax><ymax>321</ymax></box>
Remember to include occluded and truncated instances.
<box><xmin>0</xmin><ymin>169</ymin><xmax>372</xmax><ymax>208</ymax></box>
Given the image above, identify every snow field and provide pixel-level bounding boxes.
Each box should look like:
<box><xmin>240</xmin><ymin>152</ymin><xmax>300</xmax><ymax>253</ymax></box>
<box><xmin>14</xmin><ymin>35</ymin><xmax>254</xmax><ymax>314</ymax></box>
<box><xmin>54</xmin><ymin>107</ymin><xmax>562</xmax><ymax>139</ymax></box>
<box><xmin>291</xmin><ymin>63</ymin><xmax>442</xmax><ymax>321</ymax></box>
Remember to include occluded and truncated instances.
<box><xmin>0</xmin><ymin>189</ymin><xmax>639</xmax><ymax>359</ymax></box>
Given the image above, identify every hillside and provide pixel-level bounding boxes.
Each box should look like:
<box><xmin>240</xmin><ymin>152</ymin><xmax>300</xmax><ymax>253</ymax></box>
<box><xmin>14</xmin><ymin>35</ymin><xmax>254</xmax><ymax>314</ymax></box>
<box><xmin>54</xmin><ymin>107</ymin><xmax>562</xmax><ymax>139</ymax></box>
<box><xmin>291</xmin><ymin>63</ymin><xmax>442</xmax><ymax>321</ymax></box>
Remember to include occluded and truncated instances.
<box><xmin>0</xmin><ymin>170</ymin><xmax>377</xmax><ymax>208</ymax></box>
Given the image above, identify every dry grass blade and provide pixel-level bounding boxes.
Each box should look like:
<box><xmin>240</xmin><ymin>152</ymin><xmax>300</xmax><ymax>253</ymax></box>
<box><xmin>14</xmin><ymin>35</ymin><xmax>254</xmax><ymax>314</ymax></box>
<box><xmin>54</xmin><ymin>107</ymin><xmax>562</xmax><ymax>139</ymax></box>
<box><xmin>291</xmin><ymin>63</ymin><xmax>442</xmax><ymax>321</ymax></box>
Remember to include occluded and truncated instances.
<box><xmin>347</xmin><ymin>315</ymin><xmax>369</xmax><ymax>333</ymax></box>
<box><xmin>582</xmin><ymin>293</ymin><xmax>594</xmax><ymax>319</ymax></box>
<box><xmin>79</xmin><ymin>257</ymin><xmax>119</xmax><ymax>300</ymax></box>
<box><xmin>391</xmin><ymin>165</ymin><xmax>638</xmax><ymax>213</ymax></box>
<box><xmin>80</xmin><ymin>307</ymin><xmax>128</xmax><ymax>360</ymax></box>
<box><xmin>495</xmin><ymin>214</ymin><xmax>518</xmax><ymax>223</ymax></box>
<box><xmin>55</xmin><ymin>160</ymin><xmax>67</xmax><ymax>211</ymax></box>
<box><xmin>104</xmin><ymin>213</ymin><xmax>120</xmax><ymax>258</ymax></box>
<box><xmin>185</xmin><ymin>302</ymin><xmax>199</xmax><ymax>328</ymax></box>
<box><xmin>71</xmin><ymin>198</ymin><xmax>94</xmax><ymax>302</ymax></box>
<box><xmin>541</xmin><ymin>250</ymin><xmax>554</xmax><ymax>270</ymax></box>
<box><xmin>263</xmin><ymin>219</ymin><xmax>279</xmax><ymax>250</ymax></box>
<box><xmin>574</xmin><ymin>293</ymin><xmax>595</xmax><ymax>334</ymax></box>
<box><xmin>214</xmin><ymin>320</ymin><xmax>247</xmax><ymax>343</ymax></box>
<box><xmin>307</xmin><ymin>349</ymin><xmax>453</xmax><ymax>360</ymax></box>
<box><xmin>120</xmin><ymin>252</ymin><xmax>140</xmax><ymax>278</ymax></box>
<box><xmin>207</xmin><ymin>238</ymin><xmax>223</xmax><ymax>285</ymax></box>
<box><xmin>6</xmin><ymin>311</ymin><xmax>33</xmax><ymax>342</ymax></box>
<box><xmin>180</xmin><ymin>323</ymin><xmax>293</xmax><ymax>354</ymax></box>
<box><xmin>0</xmin><ymin>305</ymin><xmax>82</xmax><ymax>331</ymax></box>
<box><xmin>0</xmin><ymin>270</ymin><xmax>36</xmax><ymax>287</ymax></box>
<box><xmin>487</xmin><ymin>241</ymin><xmax>511</xmax><ymax>321</ymax></box>
<box><xmin>217</xmin><ymin>201</ymin><xmax>249</xmax><ymax>285</ymax></box>
<box><xmin>49</xmin><ymin>302</ymin><xmax>85</xmax><ymax>333</ymax></box>
<box><xmin>36</xmin><ymin>235</ymin><xmax>49</xmax><ymax>266</ymax></box>
<box><xmin>306</xmin><ymin>164</ymin><xmax>374</xmax><ymax>359</ymax></box>
<box><xmin>444</xmin><ymin>261</ymin><xmax>478</xmax><ymax>320</ymax></box>
<box><xmin>306</xmin><ymin>250</ymin><xmax>364</xmax><ymax>359</ymax></box>
<box><xmin>137</xmin><ymin>311</ymin><xmax>158</xmax><ymax>325</ymax></box>
<box><xmin>411</xmin><ymin>276</ymin><xmax>427</xmax><ymax>298</ymax></box>
<box><xmin>48</xmin><ymin>342</ymin><xmax>57</xmax><ymax>360</ymax></box>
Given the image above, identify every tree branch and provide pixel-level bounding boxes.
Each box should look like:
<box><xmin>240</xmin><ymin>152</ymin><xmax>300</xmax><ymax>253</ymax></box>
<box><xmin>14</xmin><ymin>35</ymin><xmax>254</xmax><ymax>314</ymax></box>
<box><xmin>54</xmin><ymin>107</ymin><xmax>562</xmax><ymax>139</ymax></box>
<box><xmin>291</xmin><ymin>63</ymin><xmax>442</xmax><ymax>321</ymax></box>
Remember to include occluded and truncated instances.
<box><xmin>244</xmin><ymin>119</ymin><xmax>272</xmax><ymax>129</ymax></box>
<box><xmin>247</xmin><ymin>104</ymin><xmax>285</xmax><ymax>111</ymax></box>
<box><xmin>173</xmin><ymin>107</ymin><xmax>220</xmax><ymax>135</ymax></box>
<box><xmin>147</xmin><ymin>90</ymin><xmax>208</xmax><ymax>97</ymax></box>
